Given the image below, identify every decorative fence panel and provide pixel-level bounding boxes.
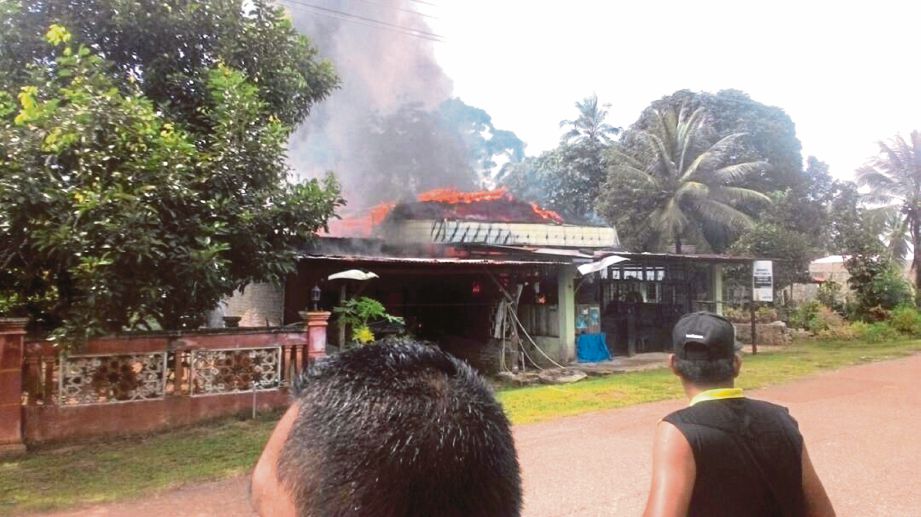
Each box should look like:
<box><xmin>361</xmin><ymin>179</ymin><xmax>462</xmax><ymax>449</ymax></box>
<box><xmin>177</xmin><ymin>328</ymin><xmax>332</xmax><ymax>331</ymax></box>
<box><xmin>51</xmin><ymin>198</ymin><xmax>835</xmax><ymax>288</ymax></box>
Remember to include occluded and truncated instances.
<box><xmin>19</xmin><ymin>328</ymin><xmax>313</xmax><ymax>444</ymax></box>
<box><xmin>59</xmin><ymin>352</ymin><xmax>168</xmax><ymax>405</ymax></box>
<box><xmin>189</xmin><ymin>347</ymin><xmax>282</xmax><ymax>396</ymax></box>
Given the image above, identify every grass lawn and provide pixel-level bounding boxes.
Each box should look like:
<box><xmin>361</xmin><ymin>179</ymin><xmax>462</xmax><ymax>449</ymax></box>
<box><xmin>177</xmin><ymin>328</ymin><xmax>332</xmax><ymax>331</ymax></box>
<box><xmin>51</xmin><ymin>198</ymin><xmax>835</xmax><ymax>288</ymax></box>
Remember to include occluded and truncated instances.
<box><xmin>2</xmin><ymin>338</ymin><xmax>920</xmax><ymax>514</ymax></box>
<box><xmin>499</xmin><ymin>338</ymin><xmax>921</xmax><ymax>424</ymax></box>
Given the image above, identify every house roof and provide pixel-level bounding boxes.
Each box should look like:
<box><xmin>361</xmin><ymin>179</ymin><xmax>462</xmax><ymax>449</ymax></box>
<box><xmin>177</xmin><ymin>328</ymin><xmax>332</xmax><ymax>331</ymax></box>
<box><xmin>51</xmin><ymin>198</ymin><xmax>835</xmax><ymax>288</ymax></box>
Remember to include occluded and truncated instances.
<box><xmin>300</xmin><ymin>254</ymin><xmax>568</xmax><ymax>267</ymax></box>
<box><xmin>605</xmin><ymin>251</ymin><xmax>758</xmax><ymax>264</ymax></box>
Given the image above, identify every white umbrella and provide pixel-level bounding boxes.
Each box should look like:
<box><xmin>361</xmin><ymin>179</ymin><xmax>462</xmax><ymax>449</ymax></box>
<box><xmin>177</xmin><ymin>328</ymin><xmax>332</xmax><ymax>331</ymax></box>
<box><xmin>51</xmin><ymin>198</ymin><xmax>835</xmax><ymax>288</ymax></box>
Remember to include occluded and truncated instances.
<box><xmin>328</xmin><ymin>269</ymin><xmax>380</xmax><ymax>281</ymax></box>
<box><xmin>577</xmin><ymin>255</ymin><xmax>629</xmax><ymax>276</ymax></box>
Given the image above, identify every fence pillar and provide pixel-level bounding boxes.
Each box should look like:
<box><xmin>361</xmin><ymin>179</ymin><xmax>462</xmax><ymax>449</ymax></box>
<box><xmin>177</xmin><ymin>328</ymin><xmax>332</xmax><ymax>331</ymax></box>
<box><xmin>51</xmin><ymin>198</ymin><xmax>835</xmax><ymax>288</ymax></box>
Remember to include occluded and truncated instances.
<box><xmin>301</xmin><ymin>311</ymin><xmax>331</xmax><ymax>363</ymax></box>
<box><xmin>0</xmin><ymin>318</ymin><xmax>28</xmax><ymax>456</ymax></box>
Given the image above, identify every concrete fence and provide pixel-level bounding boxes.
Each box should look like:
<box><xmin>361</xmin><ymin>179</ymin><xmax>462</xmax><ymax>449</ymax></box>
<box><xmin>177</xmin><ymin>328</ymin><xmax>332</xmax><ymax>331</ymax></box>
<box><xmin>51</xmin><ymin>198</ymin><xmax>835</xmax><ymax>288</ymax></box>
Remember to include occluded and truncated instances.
<box><xmin>0</xmin><ymin>313</ymin><xmax>330</xmax><ymax>453</ymax></box>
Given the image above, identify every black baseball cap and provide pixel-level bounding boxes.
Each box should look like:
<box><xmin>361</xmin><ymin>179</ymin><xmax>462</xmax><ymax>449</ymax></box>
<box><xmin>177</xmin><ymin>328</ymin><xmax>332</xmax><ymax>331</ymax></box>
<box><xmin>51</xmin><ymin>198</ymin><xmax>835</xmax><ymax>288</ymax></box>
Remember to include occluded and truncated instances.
<box><xmin>672</xmin><ymin>312</ymin><xmax>741</xmax><ymax>360</ymax></box>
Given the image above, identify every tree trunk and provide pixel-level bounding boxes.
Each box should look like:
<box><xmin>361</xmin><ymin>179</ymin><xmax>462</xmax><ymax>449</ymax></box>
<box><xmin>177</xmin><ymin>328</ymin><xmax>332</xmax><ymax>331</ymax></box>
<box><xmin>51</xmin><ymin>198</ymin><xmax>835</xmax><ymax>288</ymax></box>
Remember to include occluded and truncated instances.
<box><xmin>675</xmin><ymin>234</ymin><xmax>682</xmax><ymax>254</ymax></box>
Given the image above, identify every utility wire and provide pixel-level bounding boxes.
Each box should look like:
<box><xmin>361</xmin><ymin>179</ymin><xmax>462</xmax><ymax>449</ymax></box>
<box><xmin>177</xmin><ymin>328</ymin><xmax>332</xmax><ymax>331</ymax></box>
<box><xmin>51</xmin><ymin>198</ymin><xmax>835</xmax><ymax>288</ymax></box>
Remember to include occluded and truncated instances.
<box><xmin>349</xmin><ymin>0</ymin><xmax>438</xmax><ymax>20</ymax></box>
<box><xmin>279</xmin><ymin>0</ymin><xmax>443</xmax><ymax>41</ymax></box>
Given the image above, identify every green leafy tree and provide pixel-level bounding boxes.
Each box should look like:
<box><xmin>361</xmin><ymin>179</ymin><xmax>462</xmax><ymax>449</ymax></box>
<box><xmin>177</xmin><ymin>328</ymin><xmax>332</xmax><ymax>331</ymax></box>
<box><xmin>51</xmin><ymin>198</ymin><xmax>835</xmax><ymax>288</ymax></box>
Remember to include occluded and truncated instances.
<box><xmin>598</xmin><ymin>106</ymin><xmax>769</xmax><ymax>253</ymax></box>
<box><xmin>729</xmin><ymin>223</ymin><xmax>812</xmax><ymax>290</ymax></box>
<box><xmin>632</xmin><ymin>89</ymin><xmax>803</xmax><ymax>194</ymax></box>
<box><xmin>559</xmin><ymin>94</ymin><xmax>620</xmax><ymax>146</ymax></box>
<box><xmin>731</xmin><ymin>157</ymin><xmax>847</xmax><ymax>287</ymax></box>
<box><xmin>829</xmin><ymin>184</ymin><xmax>912</xmax><ymax>319</ymax></box>
<box><xmin>500</xmin><ymin>95</ymin><xmax>619</xmax><ymax>222</ymax></box>
<box><xmin>856</xmin><ymin>131</ymin><xmax>921</xmax><ymax>288</ymax></box>
<box><xmin>0</xmin><ymin>0</ymin><xmax>337</xmax><ymax>129</ymax></box>
<box><xmin>0</xmin><ymin>15</ymin><xmax>342</xmax><ymax>341</ymax></box>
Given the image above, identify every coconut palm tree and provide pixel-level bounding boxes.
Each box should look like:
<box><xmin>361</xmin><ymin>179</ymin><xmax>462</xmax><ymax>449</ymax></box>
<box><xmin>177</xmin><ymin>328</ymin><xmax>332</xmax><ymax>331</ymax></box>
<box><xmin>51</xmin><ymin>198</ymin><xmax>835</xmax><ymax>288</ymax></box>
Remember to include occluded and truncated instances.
<box><xmin>604</xmin><ymin>106</ymin><xmax>769</xmax><ymax>253</ymax></box>
<box><xmin>559</xmin><ymin>94</ymin><xmax>620</xmax><ymax>146</ymax></box>
<box><xmin>856</xmin><ymin>131</ymin><xmax>921</xmax><ymax>288</ymax></box>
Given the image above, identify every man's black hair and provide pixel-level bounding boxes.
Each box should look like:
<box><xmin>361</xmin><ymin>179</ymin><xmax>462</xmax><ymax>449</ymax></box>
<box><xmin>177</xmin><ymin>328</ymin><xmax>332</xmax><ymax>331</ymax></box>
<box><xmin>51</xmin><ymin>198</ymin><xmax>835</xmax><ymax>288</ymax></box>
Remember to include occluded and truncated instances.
<box><xmin>673</xmin><ymin>342</ymin><xmax>736</xmax><ymax>385</ymax></box>
<box><xmin>278</xmin><ymin>338</ymin><xmax>522</xmax><ymax>517</ymax></box>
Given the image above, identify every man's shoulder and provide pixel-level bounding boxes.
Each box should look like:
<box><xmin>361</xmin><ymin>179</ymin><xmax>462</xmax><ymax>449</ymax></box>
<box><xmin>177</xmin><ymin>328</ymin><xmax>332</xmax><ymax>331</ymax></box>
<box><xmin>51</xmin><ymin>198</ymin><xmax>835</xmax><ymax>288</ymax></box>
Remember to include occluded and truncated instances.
<box><xmin>742</xmin><ymin>397</ymin><xmax>792</xmax><ymax>413</ymax></box>
<box><xmin>664</xmin><ymin>397</ymin><xmax>795</xmax><ymax>426</ymax></box>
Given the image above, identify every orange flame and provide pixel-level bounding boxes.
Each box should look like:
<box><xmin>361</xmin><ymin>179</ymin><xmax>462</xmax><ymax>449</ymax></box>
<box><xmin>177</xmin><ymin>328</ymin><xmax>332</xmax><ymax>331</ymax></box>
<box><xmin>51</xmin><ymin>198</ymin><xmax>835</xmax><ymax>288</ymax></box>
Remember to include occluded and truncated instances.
<box><xmin>530</xmin><ymin>202</ymin><xmax>565</xmax><ymax>225</ymax></box>
<box><xmin>369</xmin><ymin>202</ymin><xmax>396</xmax><ymax>225</ymax></box>
<box><xmin>417</xmin><ymin>187</ymin><xmax>511</xmax><ymax>204</ymax></box>
<box><xmin>323</xmin><ymin>187</ymin><xmax>564</xmax><ymax>238</ymax></box>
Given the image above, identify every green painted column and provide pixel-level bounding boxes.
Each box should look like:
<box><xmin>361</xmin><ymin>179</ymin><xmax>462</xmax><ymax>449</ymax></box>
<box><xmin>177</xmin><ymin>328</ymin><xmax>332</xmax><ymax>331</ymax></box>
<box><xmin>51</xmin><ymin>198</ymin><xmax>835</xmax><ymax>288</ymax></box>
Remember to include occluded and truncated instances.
<box><xmin>712</xmin><ymin>263</ymin><xmax>724</xmax><ymax>315</ymax></box>
<box><xmin>557</xmin><ymin>265</ymin><xmax>578</xmax><ymax>363</ymax></box>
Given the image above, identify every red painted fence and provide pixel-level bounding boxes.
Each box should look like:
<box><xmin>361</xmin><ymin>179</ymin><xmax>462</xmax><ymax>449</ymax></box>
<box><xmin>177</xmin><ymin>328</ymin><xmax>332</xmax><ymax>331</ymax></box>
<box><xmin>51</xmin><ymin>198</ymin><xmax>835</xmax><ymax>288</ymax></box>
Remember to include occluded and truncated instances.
<box><xmin>0</xmin><ymin>312</ymin><xmax>330</xmax><ymax>450</ymax></box>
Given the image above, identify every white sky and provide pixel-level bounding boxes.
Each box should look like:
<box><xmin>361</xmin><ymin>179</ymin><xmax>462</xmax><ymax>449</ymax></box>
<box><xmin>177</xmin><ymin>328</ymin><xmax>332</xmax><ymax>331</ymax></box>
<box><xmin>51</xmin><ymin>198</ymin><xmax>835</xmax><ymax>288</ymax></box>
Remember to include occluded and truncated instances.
<box><xmin>426</xmin><ymin>0</ymin><xmax>921</xmax><ymax>180</ymax></box>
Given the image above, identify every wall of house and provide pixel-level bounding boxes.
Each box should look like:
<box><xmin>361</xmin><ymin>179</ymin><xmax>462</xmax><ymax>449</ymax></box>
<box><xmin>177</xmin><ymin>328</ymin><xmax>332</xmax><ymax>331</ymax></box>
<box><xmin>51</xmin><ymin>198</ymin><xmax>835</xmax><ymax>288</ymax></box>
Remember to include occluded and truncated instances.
<box><xmin>223</xmin><ymin>282</ymin><xmax>286</xmax><ymax>327</ymax></box>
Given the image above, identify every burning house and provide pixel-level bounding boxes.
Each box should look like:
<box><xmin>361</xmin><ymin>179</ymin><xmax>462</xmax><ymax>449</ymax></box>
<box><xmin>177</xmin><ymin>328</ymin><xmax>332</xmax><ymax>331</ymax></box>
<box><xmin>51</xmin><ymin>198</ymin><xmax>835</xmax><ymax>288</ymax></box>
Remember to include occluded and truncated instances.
<box><xmin>225</xmin><ymin>188</ymin><xmax>752</xmax><ymax>372</ymax></box>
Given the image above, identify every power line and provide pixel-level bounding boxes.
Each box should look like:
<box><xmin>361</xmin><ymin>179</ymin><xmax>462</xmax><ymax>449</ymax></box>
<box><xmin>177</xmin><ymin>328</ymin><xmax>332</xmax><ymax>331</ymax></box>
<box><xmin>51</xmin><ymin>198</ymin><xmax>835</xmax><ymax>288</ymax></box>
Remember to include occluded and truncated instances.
<box><xmin>279</xmin><ymin>0</ymin><xmax>443</xmax><ymax>42</ymax></box>
<box><xmin>349</xmin><ymin>0</ymin><xmax>438</xmax><ymax>20</ymax></box>
<box><xmin>409</xmin><ymin>0</ymin><xmax>438</xmax><ymax>6</ymax></box>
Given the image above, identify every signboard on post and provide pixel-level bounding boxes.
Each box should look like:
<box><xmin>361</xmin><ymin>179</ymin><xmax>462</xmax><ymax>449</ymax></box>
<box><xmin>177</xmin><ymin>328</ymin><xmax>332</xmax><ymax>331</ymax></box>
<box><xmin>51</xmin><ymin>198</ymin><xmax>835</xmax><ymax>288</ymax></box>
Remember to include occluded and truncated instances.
<box><xmin>752</xmin><ymin>260</ymin><xmax>774</xmax><ymax>302</ymax></box>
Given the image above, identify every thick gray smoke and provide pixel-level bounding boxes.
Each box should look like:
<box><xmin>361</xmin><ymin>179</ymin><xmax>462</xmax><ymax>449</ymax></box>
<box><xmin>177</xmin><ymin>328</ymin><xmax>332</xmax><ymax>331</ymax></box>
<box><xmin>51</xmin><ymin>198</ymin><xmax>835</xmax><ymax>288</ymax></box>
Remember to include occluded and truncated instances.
<box><xmin>283</xmin><ymin>0</ymin><xmax>455</xmax><ymax>208</ymax></box>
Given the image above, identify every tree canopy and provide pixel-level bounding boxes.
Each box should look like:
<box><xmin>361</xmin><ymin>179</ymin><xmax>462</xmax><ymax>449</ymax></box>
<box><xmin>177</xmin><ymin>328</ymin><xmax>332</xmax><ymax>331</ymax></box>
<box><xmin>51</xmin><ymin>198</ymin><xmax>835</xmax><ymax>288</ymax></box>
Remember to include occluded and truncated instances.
<box><xmin>500</xmin><ymin>95</ymin><xmax>619</xmax><ymax>222</ymax></box>
<box><xmin>631</xmin><ymin>89</ymin><xmax>804</xmax><ymax>194</ymax></box>
<box><xmin>0</xmin><ymin>2</ymin><xmax>343</xmax><ymax>341</ymax></box>
<box><xmin>598</xmin><ymin>106</ymin><xmax>769</xmax><ymax>253</ymax></box>
<box><xmin>856</xmin><ymin>131</ymin><xmax>921</xmax><ymax>289</ymax></box>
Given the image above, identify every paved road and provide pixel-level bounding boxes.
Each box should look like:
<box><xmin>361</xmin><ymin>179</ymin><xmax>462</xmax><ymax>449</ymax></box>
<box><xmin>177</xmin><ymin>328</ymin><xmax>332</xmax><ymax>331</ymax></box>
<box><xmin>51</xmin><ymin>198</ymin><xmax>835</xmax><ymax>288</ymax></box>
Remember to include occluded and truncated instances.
<box><xmin>38</xmin><ymin>354</ymin><xmax>921</xmax><ymax>516</ymax></box>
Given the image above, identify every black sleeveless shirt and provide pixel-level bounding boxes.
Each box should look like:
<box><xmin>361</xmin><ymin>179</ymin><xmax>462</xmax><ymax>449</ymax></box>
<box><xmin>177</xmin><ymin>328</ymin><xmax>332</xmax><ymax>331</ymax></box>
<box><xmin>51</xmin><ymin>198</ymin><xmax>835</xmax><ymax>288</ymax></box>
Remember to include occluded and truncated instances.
<box><xmin>663</xmin><ymin>398</ymin><xmax>805</xmax><ymax>517</ymax></box>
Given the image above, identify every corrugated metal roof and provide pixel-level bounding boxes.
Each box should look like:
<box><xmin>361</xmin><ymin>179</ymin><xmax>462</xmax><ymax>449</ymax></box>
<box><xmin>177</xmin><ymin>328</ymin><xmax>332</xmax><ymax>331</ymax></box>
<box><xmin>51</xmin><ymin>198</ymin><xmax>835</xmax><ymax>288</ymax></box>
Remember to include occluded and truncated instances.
<box><xmin>605</xmin><ymin>251</ymin><xmax>759</xmax><ymax>263</ymax></box>
<box><xmin>300</xmin><ymin>254</ymin><xmax>568</xmax><ymax>266</ymax></box>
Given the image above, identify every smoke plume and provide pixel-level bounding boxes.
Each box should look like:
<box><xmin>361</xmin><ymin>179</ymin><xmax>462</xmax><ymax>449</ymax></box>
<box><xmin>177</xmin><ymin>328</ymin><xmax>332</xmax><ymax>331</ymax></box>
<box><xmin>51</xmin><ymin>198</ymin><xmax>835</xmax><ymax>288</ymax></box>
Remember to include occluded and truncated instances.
<box><xmin>283</xmin><ymin>0</ymin><xmax>455</xmax><ymax>209</ymax></box>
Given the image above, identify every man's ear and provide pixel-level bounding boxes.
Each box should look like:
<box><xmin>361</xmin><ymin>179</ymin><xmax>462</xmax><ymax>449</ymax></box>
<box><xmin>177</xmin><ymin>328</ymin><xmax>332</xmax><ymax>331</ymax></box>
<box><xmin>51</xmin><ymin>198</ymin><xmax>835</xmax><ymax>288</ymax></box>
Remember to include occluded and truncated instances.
<box><xmin>668</xmin><ymin>354</ymin><xmax>679</xmax><ymax>376</ymax></box>
<box><xmin>251</xmin><ymin>402</ymin><xmax>300</xmax><ymax>516</ymax></box>
<box><xmin>732</xmin><ymin>354</ymin><xmax>742</xmax><ymax>378</ymax></box>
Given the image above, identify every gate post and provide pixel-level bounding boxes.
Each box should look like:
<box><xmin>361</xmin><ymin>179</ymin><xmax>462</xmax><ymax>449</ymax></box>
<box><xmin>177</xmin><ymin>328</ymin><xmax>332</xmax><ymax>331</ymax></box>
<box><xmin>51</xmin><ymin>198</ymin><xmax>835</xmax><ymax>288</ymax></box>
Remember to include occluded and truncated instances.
<box><xmin>301</xmin><ymin>311</ymin><xmax>331</xmax><ymax>363</ymax></box>
<box><xmin>0</xmin><ymin>318</ymin><xmax>28</xmax><ymax>456</ymax></box>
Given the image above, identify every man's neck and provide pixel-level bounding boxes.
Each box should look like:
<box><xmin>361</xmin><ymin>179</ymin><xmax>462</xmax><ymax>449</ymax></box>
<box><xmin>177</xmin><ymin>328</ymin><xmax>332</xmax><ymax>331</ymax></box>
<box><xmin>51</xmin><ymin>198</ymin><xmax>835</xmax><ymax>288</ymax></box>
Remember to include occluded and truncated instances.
<box><xmin>682</xmin><ymin>380</ymin><xmax>735</xmax><ymax>401</ymax></box>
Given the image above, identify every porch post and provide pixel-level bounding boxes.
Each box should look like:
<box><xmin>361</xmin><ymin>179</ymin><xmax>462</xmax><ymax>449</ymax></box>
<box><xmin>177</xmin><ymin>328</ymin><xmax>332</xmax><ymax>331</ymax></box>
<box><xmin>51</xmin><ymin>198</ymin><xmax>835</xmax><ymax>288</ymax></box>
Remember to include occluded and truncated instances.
<box><xmin>712</xmin><ymin>263</ymin><xmax>724</xmax><ymax>315</ymax></box>
<box><xmin>0</xmin><ymin>318</ymin><xmax>28</xmax><ymax>456</ymax></box>
<box><xmin>557</xmin><ymin>265</ymin><xmax>577</xmax><ymax>363</ymax></box>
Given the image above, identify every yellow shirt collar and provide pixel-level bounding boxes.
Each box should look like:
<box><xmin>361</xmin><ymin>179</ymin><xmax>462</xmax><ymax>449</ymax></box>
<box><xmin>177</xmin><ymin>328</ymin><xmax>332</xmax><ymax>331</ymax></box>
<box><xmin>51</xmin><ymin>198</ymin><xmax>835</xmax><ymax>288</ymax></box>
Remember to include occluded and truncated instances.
<box><xmin>689</xmin><ymin>387</ymin><xmax>744</xmax><ymax>407</ymax></box>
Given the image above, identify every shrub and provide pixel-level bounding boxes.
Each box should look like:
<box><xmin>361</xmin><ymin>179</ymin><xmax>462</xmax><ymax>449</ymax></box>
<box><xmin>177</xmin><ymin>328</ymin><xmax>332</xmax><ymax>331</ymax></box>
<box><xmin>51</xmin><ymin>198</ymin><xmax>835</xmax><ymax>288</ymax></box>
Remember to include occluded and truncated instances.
<box><xmin>809</xmin><ymin>306</ymin><xmax>847</xmax><ymax>334</ymax></box>
<box><xmin>723</xmin><ymin>306</ymin><xmax>748</xmax><ymax>323</ymax></box>
<box><xmin>334</xmin><ymin>296</ymin><xmax>405</xmax><ymax>346</ymax></box>
<box><xmin>755</xmin><ymin>306</ymin><xmax>779</xmax><ymax>323</ymax></box>
<box><xmin>856</xmin><ymin>322</ymin><xmax>901</xmax><ymax>344</ymax></box>
<box><xmin>788</xmin><ymin>301</ymin><xmax>821</xmax><ymax>331</ymax></box>
<box><xmin>816</xmin><ymin>324</ymin><xmax>857</xmax><ymax>341</ymax></box>
<box><xmin>888</xmin><ymin>305</ymin><xmax>921</xmax><ymax>336</ymax></box>
<box><xmin>816</xmin><ymin>280</ymin><xmax>844</xmax><ymax>313</ymax></box>
<box><xmin>848</xmin><ymin>321</ymin><xmax>871</xmax><ymax>339</ymax></box>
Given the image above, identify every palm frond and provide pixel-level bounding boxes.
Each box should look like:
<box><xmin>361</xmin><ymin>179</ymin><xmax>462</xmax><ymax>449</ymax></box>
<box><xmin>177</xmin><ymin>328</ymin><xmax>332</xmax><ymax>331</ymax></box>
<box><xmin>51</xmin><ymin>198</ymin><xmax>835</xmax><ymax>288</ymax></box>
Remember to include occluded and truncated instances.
<box><xmin>711</xmin><ymin>185</ymin><xmax>771</xmax><ymax>205</ymax></box>
<box><xmin>680</xmin><ymin>133</ymin><xmax>746</xmax><ymax>181</ymax></box>
<box><xmin>649</xmin><ymin>197</ymin><xmax>688</xmax><ymax>236</ymax></box>
<box><xmin>707</xmin><ymin>160</ymin><xmax>768</xmax><ymax>183</ymax></box>
<box><xmin>694</xmin><ymin>199</ymin><xmax>755</xmax><ymax>230</ymax></box>
<box><xmin>675</xmin><ymin>181</ymin><xmax>709</xmax><ymax>200</ymax></box>
<box><xmin>641</xmin><ymin>131</ymin><xmax>678</xmax><ymax>178</ymax></box>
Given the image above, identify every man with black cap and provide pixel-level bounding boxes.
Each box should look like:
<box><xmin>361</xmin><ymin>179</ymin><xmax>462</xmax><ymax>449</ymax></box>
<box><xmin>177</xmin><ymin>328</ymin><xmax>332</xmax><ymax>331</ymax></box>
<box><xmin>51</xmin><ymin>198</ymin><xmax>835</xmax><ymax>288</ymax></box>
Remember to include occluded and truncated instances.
<box><xmin>642</xmin><ymin>311</ymin><xmax>835</xmax><ymax>517</ymax></box>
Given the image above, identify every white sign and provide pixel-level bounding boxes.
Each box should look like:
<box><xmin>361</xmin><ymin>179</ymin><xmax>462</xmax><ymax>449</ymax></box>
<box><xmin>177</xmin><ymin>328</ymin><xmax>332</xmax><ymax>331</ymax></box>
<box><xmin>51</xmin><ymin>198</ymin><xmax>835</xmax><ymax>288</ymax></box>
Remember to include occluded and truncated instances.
<box><xmin>752</xmin><ymin>260</ymin><xmax>774</xmax><ymax>302</ymax></box>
